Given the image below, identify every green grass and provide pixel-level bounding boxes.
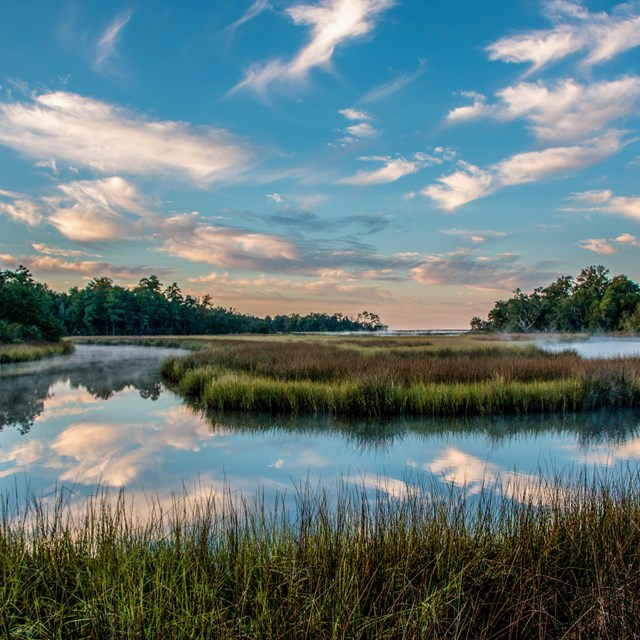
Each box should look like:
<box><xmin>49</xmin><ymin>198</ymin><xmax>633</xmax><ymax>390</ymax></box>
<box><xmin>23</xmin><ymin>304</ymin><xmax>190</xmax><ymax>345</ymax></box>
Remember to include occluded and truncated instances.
<box><xmin>0</xmin><ymin>340</ymin><xmax>74</xmax><ymax>364</ymax></box>
<box><xmin>159</xmin><ymin>336</ymin><xmax>640</xmax><ymax>417</ymax></box>
<box><xmin>2</xmin><ymin>475</ymin><xmax>640</xmax><ymax>638</ymax></box>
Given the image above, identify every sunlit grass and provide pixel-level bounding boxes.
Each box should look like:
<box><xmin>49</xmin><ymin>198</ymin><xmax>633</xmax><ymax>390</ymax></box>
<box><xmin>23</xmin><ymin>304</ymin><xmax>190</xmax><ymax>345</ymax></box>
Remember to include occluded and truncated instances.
<box><xmin>0</xmin><ymin>341</ymin><xmax>74</xmax><ymax>364</ymax></box>
<box><xmin>2</xmin><ymin>474</ymin><xmax>640</xmax><ymax>638</ymax></box>
<box><xmin>159</xmin><ymin>336</ymin><xmax>640</xmax><ymax>417</ymax></box>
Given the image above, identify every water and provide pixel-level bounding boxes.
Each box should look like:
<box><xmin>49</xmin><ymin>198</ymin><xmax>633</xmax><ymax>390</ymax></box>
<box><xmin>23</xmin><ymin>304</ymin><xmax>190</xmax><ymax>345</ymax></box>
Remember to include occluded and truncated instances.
<box><xmin>1</xmin><ymin>344</ymin><xmax>639</xmax><ymax>514</ymax></box>
<box><xmin>538</xmin><ymin>337</ymin><xmax>640</xmax><ymax>358</ymax></box>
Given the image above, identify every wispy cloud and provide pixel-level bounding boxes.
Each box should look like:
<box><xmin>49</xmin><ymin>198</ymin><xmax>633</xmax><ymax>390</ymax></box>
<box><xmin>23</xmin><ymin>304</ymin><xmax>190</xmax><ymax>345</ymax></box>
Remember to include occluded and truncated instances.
<box><xmin>46</xmin><ymin>177</ymin><xmax>149</xmax><ymax>242</ymax></box>
<box><xmin>423</xmin><ymin>161</ymin><xmax>495</xmax><ymax>210</ymax></box>
<box><xmin>31</xmin><ymin>243</ymin><xmax>101</xmax><ymax>258</ymax></box>
<box><xmin>424</xmin><ymin>132</ymin><xmax>622</xmax><ymax>210</ymax></box>
<box><xmin>232</xmin><ymin>0</ymin><xmax>395</xmax><ymax>94</ymax></box>
<box><xmin>156</xmin><ymin>213</ymin><xmax>300</xmax><ymax>272</ymax></box>
<box><xmin>567</xmin><ymin>188</ymin><xmax>640</xmax><ymax>222</ymax></box>
<box><xmin>448</xmin><ymin>77</ymin><xmax>640</xmax><ymax>143</ymax></box>
<box><xmin>156</xmin><ymin>213</ymin><xmax>412</xmax><ymax>277</ymax></box>
<box><xmin>0</xmin><ymin>189</ymin><xmax>43</xmax><ymax>226</ymax></box>
<box><xmin>223</xmin><ymin>0</ymin><xmax>269</xmax><ymax>36</ymax></box>
<box><xmin>487</xmin><ymin>0</ymin><xmax>640</xmax><ymax>74</ymax></box>
<box><xmin>442</xmin><ymin>228</ymin><xmax>507</xmax><ymax>243</ymax></box>
<box><xmin>363</xmin><ymin>58</ymin><xmax>426</xmax><ymax>102</ymax></box>
<box><xmin>410</xmin><ymin>249</ymin><xmax>555</xmax><ymax>291</ymax></box>
<box><xmin>344</xmin><ymin>122</ymin><xmax>377</xmax><ymax>138</ymax></box>
<box><xmin>190</xmin><ymin>271</ymin><xmax>392</xmax><ymax>304</ymax></box>
<box><xmin>0</xmin><ymin>252</ymin><xmax>172</xmax><ymax>281</ymax></box>
<box><xmin>1</xmin><ymin>177</ymin><xmax>150</xmax><ymax>242</ymax></box>
<box><xmin>336</xmin><ymin>107</ymin><xmax>378</xmax><ymax>145</ymax></box>
<box><xmin>94</xmin><ymin>9</ymin><xmax>132</xmax><ymax>69</ymax></box>
<box><xmin>577</xmin><ymin>238</ymin><xmax>617</xmax><ymax>255</ymax></box>
<box><xmin>0</xmin><ymin>92</ymin><xmax>253</xmax><ymax>186</ymax></box>
<box><xmin>616</xmin><ymin>232</ymin><xmax>640</xmax><ymax>246</ymax></box>
<box><xmin>339</xmin><ymin>153</ymin><xmax>437</xmax><ymax>186</ymax></box>
<box><xmin>339</xmin><ymin>107</ymin><xmax>370</xmax><ymax>121</ymax></box>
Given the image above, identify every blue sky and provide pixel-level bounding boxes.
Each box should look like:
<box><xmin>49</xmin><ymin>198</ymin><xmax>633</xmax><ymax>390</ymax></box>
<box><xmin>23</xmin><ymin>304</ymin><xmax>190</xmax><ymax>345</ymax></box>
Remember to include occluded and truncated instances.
<box><xmin>1</xmin><ymin>0</ymin><xmax>639</xmax><ymax>328</ymax></box>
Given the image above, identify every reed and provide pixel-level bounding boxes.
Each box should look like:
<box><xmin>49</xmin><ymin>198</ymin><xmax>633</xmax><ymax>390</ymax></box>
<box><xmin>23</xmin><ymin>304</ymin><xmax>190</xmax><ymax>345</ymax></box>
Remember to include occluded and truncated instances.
<box><xmin>1</xmin><ymin>474</ymin><xmax>640</xmax><ymax>638</ymax></box>
<box><xmin>0</xmin><ymin>340</ymin><xmax>74</xmax><ymax>364</ymax></box>
<box><xmin>160</xmin><ymin>336</ymin><xmax>640</xmax><ymax>417</ymax></box>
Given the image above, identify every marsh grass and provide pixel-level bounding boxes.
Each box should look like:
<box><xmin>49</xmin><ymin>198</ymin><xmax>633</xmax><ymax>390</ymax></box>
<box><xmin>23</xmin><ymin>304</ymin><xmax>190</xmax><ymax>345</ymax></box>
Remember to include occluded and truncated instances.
<box><xmin>0</xmin><ymin>341</ymin><xmax>74</xmax><ymax>364</ymax></box>
<box><xmin>2</xmin><ymin>475</ymin><xmax>640</xmax><ymax>639</ymax></box>
<box><xmin>160</xmin><ymin>337</ymin><xmax>640</xmax><ymax>417</ymax></box>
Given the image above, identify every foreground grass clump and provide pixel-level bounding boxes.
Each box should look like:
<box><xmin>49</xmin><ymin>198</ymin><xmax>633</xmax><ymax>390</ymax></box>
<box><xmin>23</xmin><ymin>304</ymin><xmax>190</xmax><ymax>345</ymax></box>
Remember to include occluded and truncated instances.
<box><xmin>2</xmin><ymin>477</ymin><xmax>640</xmax><ymax>639</ymax></box>
<box><xmin>160</xmin><ymin>336</ymin><xmax>640</xmax><ymax>416</ymax></box>
<box><xmin>0</xmin><ymin>340</ymin><xmax>74</xmax><ymax>364</ymax></box>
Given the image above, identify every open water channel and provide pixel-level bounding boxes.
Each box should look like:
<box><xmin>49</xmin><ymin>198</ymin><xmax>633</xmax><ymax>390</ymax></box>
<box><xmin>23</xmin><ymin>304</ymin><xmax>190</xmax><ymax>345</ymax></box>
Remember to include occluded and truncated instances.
<box><xmin>1</xmin><ymin>341</ymin><xmax>640</xmax><ymax>513</ymax></box>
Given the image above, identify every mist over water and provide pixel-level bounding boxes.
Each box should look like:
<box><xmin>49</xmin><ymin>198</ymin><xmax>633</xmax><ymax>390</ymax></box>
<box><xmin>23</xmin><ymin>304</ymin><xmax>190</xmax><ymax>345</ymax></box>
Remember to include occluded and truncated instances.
<box><xmin>1</xmin><ymin>344</ymin><xmax>640</xmax><ymax>515</ymax></box>
<box><xmin>537</xmin><ymin>337</ymin><xmax>640</xmax><ymax>359</ymax></box>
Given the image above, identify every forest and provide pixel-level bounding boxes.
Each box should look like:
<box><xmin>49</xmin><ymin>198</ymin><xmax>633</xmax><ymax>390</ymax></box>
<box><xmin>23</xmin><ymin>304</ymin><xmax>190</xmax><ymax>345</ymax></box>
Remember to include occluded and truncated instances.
<box><xmin>472</xmin><ymin>265</ymin><xmax>640</xmax><ymax>333</ymax></box>
<box><xmin>0</xmin><ymin>266</ymin><xmax>386</xmax><ymax>343</ymax></box>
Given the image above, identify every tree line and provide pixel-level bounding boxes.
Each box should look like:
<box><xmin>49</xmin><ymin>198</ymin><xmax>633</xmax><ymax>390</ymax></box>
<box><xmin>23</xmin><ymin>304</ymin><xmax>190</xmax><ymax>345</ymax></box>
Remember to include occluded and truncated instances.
<box><xmin>0</xmin><ymin>266</ymin><xmax>387</xmax><ymax>343</ymax></box>
<box><xmin>471</xmin><ymin>265</ymin><xmax>640</xmax><ymax>333</ymax></box>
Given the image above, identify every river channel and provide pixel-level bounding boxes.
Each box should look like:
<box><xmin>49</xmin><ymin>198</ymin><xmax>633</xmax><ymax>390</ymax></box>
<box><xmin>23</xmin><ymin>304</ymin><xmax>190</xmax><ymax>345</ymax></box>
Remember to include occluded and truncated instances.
<box><xmin>1</xmin><ymin>343</ymin><xmax>640</xmax><ymax>513</ymax></box>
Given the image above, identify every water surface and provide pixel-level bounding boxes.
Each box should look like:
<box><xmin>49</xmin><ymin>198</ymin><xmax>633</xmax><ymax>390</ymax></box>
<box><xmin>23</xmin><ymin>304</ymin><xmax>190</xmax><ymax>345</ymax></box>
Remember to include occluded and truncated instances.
<box><xmin>1</xmin><ymin>344</ymin><xmax>639</xmax><ymax>513</ymax></box>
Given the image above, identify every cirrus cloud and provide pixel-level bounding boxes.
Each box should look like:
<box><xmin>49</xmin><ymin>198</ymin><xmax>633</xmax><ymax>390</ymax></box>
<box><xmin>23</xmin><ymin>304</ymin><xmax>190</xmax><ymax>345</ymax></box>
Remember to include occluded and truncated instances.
<box><xmin>232</xmin><ymin>0</ymin><xmax>395</xmax><ymax>94</ymax></box>
<box><xmin>448</xmin><ymin>77</ymin><xmax>640</xmax><ymax>143</ymax></box>
<box><xmin>487</xmin><ymin>0</ymin><xmax>640</xmax><ymax>73</ymax></box>
<box><xmin>423</xmin><ymin>132</ymin><xmax>622</xmax><ymax>210</ymax></box>
<box><xmin>0</xmin><ymin>92</ymin><xmax>253</xmax><ymax>186</ymax></box>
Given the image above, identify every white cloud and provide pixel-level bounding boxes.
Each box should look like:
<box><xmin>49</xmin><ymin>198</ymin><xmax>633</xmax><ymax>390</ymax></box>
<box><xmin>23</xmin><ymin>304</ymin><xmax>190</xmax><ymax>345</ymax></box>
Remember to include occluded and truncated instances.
<box><xmin>223</xmin><ymin>0</ymin><xmax>269</xmax><ymax>36</ymax></box>
<box><xmin>0</xmin><ymin>92</ymin><xmax>252</xmax><ymax>185</ymax></box>
<box><xmin>422</xmin><ymin>162</ymin><xmax>495</xmax><ymax>210</ymax></box>
<box><xmin>157</xmin><ymin>214</ymin><xmax>300</xmax><ymax>271</ymax></box>
<box><xmin>487</xmin><ymin>1</ymin><xmax>640</xmax><ymax>73</ymax></box>
<box><xmin>339</xmin><ymin>107</ymin><xmax>370</xmax><ymax>121</ymax></box>
<box><xmin>448</xmin><ymin>77</ymin><xmax>640</xmax><ymax>143</ymax></box>
<box><xmin>424</xmin><ymin>133</ymin><xmax>622</xmax><ymax>210</ymax></box>
<box><xmin>0</xmin><ymin>197</ymin><xmax>43</xmax><ymax>226</ymax></box>
<box><xmin>578</xmin><ymin>238</ymin><xmax>617</xmax><ymax>255</ymax></box>
<box><xmin>266</xmin><ymin>192</ymin><xmax>284</xmax><ymax>203</ymax></box>
<box><xmin>45</xmin><ymin>177</ymin><xmax>148</xmax><ymax>242</ymax></box>
<box><xmin>363</xmin><ymin>58</ymin><xmax>426</xmax><ymax>102</ymax></box>
<box><xmin>570</xmin><ymin>189</ymin><xmax>613</xmax><ymax>204</ymax></box>
<box><xmin>232</xmin><ymin>0</ymin><xmax>395</xmax><ymax>93</ymax></box>
<box><xmin>495</xmin><ymin>132</ymin><xmax>621</xmax><ymax>185</ymax></box>
<box><xmin>447</xmin><ymin>96</ymin><xmax>491</xmax><ymax>123</ymax></box>
<box><xmin>95</xmin><ymin>9</ymin><xmax>132</xmax><ymax>69</ymax></box>
<box><xmin>606</xmin><ymin>196</ymin><xmax>640</xmax><ymax>222</ymax></box>
<box><xmin>339</xmin><ymin>153</ymin><xmax>434</xmax><ymax>186</ymax></box>
<box><xmin>568</xmin><ymin>188</ymin><xmax>640</xmax><ymax>222</ymax></box>
<box><xmin>616</xmin><ymin>233</ymin><xmax>640</xmax><ymax>246</ymax></box>
<box><xmin>344</xmin><ymin>122</ymin><xmax>377</xmax><ymax>138</ymax></box>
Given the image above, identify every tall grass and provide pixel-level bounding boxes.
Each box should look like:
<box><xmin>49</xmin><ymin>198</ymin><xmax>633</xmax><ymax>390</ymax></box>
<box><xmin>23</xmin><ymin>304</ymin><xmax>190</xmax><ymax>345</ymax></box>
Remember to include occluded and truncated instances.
<box><xmin>160</xmin><ymin>337</ymin><xmax>640</xmax><ymax>417</ymax></box>
<box><xmin>0</xmin><ymin>340</ymin><xmax>74</xmax><ymax>364</ymax></box>
<box><xmin>2</xmin><ymin>475</ymin><xmax>640</xmax><ymax>638</ymax></box>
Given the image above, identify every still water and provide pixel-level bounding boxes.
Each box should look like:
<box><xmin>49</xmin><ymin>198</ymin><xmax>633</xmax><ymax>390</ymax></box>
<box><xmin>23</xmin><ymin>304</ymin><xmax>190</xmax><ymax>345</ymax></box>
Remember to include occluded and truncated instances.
<box><xmin>1</xmin><ymin>344</ymin><xmax>640</xmax><ymax>512</ymax></box>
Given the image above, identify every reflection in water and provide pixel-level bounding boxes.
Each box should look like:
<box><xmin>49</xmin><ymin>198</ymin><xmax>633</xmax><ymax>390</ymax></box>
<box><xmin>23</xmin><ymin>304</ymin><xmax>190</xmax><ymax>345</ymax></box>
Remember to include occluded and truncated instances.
<box><xmin>1</xmin><ymin>345</ymin><xmax>640</xmax><ymax>515</ymax></box>
<box><xmin>0</xmin><ymin>345</ymin><xmax>187</xmax><ymax>433</ymax></box>
<box><xmin>194</xmin><ymin>406</ymin><xmax>640</xmax><ymax>449</ymax></box>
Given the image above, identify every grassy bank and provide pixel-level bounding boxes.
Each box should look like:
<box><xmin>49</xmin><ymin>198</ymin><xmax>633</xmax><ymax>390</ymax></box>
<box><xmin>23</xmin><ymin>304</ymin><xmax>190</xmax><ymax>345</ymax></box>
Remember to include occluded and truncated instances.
<box><xmin>160</xmin><ymin>336</ymin><xmax>640</xmax><ymax>416</ymax></box>
<box><xmin>0</xmin><ymin>340</ymin><xmax>74</xmax><ymax>364</ymax></box>
<box><xmin>1</xmin><ymin>476</ymin><xmax>640</xmax><ymax>638</ymax></box>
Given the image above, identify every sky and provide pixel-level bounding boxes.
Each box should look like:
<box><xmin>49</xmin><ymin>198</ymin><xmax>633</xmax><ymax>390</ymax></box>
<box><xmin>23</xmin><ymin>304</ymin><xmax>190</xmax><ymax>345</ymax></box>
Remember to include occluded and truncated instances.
<box><xmin>1</xmin><ymin>0</ymin><xmax>640</xmax><ymax>329</ymax></box>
